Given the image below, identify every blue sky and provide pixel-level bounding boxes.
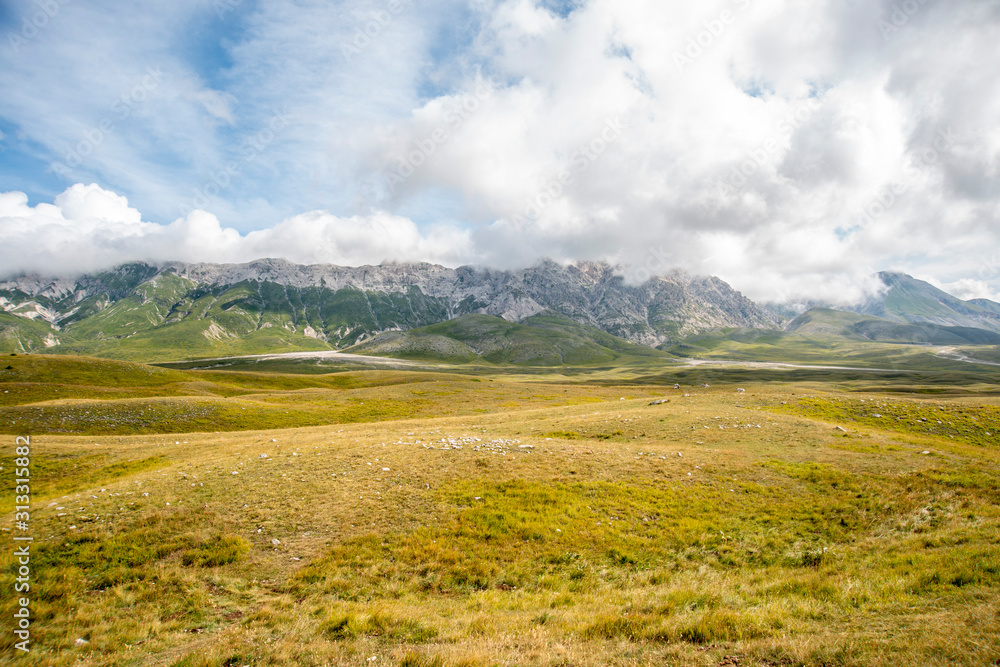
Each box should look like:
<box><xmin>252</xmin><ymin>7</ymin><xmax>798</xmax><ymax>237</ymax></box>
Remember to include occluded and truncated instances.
<box><xmin>1</xmin><ymin>0</ymin><xmax>999</xmax><ymax>304</ymax></box>
<box><xmin>0</xmin><ymin>0</ymin><xmax>476</xmax><ymax>228</ymax></box>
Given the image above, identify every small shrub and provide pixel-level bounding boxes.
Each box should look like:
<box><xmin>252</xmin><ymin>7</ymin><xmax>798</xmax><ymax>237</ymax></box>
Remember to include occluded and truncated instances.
<box><xmin>322</xmin><ymin>613</ymin><xmax>362</xmax><ymax>639</ymax></box>
<box><xmin>801</xmin><ymin>548</ymin><xmax>826</xmax><ymax>568</ymax></box>
<box><xmin>584</xmin><ymin>614</ymin><xmax>650</xmax><ymax>640</ymax></box>
<box><xmin>322</xmin><ymin>611</ymin><xmax>437</xmax><ymax>642</ymax></box>
<box><xmin>609</xmin><ymin>548</ymin><xmax>638</xmax><ymax>566</ymax></box>
<box><xmin>677</xmin><ymin>610</ymin><xmax>774</xmax><ymax>644</ymax></box>
<box><xmin>400</xmin><ymin>653</ymin><xmax>445</xmax><ymax>667</ymax></box>
<box><xmin>182</xmin><ymin>535</ymin><xmax>250</xmax><ymax>567</ymax></box>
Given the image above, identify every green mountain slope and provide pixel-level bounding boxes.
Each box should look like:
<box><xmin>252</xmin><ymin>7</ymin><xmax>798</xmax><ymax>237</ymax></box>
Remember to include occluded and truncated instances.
<box><xmin>784</xmin><ymin>308</ymin><xmax>873</xmax><ymax>339</ymax></box>
<box><xmin>0</xmin><ymin>312</ymin><xmax>68</xmax><ymax>353</ymax></box>
<box><xmin>347</xmin><ymin>312</ymin><xmax>670</xmax><ymax>366</ymax></box>
<box><xmin>2</xmin><ymin>262</ymin><xmax>998</xmax><ymax>366</ymax></box>
<box><xmin>0</xmin><ymin>265</ymin><xmax>466</xmax><ymax>360</ymax></box>
<box><xmin>788</xmin><ymin>307</ymin><xmax>1000</xmax><ymax>345</ymax></box>
<box><xmin>860</xmin><ymin>272</ymin><xmax>1000</xmax><ymax>332</ymax></box>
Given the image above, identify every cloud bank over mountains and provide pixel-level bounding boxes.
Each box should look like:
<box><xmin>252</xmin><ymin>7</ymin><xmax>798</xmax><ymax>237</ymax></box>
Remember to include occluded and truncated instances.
<box><xmin>0</xmin><ymin>0</ymin><xmax>998</xmax><ymax>304</ymax></box>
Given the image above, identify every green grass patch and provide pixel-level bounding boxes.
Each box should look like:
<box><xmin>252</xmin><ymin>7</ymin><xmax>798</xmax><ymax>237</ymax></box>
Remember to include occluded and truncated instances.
<box><xmin>321</xmin><ymin>610</ymin><xmax>437</xmax><ymax>642</ymax></box>
<box><xmin>181</xmin><ymin>535</ymin><xmax>251</xmax><ymax>567</ymax></box>
<box><xmin>0</xmin><ymin>453</ymin><xmax>169</xmax><ymax>513</ymax></box>
<box><xmin>776</xmin><ymin>396</ymin><xmax>1000</xmax><ymax>447</ymax></box>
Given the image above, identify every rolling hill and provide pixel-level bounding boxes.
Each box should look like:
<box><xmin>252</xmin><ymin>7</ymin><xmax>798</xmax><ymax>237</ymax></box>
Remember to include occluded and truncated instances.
<box><xmin>346</xmin><ymin>312</ymin><xmax>670</xmax><ymax>366</ymax></box>
<box><xmin>787</xmin><ymin>307</ymin><xmax>1000</xmax><ymax>345</ymax></box>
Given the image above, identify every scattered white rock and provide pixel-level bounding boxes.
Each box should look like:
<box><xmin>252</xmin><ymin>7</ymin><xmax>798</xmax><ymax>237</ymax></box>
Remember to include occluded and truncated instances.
<box><xmin>75</xmin><ymin>638</ymin><xmax>89</xmax><ymax>646</ymax></box>
<box><xmin>271</xmin><ymin>538</ymin><xmax>281</xmax><ymax>546</ymax></box>
<box><xmin>921</xmin><ymin>451</ymin><xmax>931</xmax><ymax>455</ymax></box>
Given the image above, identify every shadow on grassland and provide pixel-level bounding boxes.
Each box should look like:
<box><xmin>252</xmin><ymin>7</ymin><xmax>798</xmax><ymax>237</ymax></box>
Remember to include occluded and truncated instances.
<box><xmin>601</xmin><ymin>366</ymin><xmax>1000</xmax><ymax>395</ymax></box>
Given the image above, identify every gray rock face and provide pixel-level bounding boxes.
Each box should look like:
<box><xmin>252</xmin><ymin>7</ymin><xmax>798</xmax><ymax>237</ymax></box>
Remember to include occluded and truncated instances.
<box><xmin>0</xmin><ymin>258</ymin><xmax>779</xmax><ymax>348</ymax></box>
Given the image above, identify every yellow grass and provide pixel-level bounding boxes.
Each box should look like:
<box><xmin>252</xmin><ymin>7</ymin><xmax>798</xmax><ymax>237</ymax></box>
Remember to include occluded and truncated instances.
<box><xmin>2</xmin><ymin>370</ymin><xmax>999</xmax><ymax>666</ymax></box>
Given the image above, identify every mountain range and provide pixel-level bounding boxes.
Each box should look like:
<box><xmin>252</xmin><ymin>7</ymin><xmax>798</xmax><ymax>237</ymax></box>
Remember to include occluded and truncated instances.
<box><xmin>0</xmin><ymin>260</ymin><xmax>997</xmax><ymax>363</ymax></box>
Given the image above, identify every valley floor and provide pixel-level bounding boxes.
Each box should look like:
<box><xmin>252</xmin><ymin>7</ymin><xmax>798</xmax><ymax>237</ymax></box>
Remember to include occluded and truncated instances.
<box><xmin>1</xmin><ymin>357</ymin><xmax>999</xmax><ymax>666</ymax></box>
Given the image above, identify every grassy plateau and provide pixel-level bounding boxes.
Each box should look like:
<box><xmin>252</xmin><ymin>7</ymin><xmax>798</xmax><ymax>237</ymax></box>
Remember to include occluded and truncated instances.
<box><xmin>1</xmin><ymin>352</ymin><xmax>999</xmax><ymax>666</ymax></box>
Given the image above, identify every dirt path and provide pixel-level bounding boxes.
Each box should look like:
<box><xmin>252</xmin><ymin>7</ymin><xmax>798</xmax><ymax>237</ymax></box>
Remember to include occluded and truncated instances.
<box><xmin>934</xmin><ymin>346</ymin><xmax>1000</xmax><ymax>367</ymax></box>
<box><xmin>675</xmin><ymin>358</ymin><xmax>894</xmax><ymax>372</ymax></box>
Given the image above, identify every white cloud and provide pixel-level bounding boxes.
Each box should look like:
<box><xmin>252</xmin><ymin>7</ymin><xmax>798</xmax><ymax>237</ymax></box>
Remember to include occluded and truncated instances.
<box><xmin>939</xmin><ymin>279</ymin><xmax>1000</xmax><ymax>303</ymax></box>
<box><xmin>367</xmin><ymin>0</ymin><xmax>1000</xmax><ymax>303</ymax></box>
<box><xmin>0</xmin><ymin>185</ymin><xmax>473</xmax><ymax>277</ymax></box>
<box><xmin>54</xmin><ymin>184</ymin><xmax>141</xmax><ymax>224</ymax></box>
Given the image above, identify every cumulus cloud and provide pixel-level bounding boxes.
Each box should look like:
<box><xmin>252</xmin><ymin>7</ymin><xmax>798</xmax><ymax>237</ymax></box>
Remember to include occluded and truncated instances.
<box><xmin>0</xmin><ymin>184</ymin><xmax>473</xmax><ymax>278</ymax></box>
<box><xmin>368</xmin><ymin>0</ymin><xmax>1000</xmax><ymax>304</ymax></box>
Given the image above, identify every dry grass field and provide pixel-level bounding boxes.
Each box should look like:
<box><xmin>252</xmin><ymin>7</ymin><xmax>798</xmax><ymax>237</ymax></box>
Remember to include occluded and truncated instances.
<box><xmin>1</xmin><ymin>355</ymin><xmax>999</xmax><ymax>666</ymax></box>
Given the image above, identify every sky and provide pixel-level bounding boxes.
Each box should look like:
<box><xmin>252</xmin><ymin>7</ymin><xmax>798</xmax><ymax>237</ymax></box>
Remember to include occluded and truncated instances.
<box><xmin>0</xmin><ymin>0</ymin><xmax>998</xmax><ymax>305</ymax></box>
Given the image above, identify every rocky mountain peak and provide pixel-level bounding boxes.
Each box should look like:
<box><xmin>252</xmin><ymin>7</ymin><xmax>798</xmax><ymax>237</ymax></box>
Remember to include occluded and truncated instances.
<box><xmin>1</xmin><ymin>257</ymin><xmax>780</xmax><ymax>353</ymax></box>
